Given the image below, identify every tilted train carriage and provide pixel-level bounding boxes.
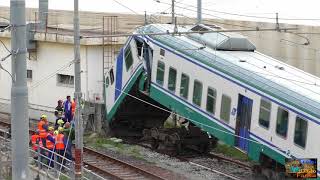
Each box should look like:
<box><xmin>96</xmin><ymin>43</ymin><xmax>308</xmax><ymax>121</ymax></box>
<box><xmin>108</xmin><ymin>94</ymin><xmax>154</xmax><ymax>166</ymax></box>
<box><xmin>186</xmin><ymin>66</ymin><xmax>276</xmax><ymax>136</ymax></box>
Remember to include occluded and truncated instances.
<box><xmin>104</xmin><ymin>23</ymin><xmax>320</xmax><ymax>177</ymax></box>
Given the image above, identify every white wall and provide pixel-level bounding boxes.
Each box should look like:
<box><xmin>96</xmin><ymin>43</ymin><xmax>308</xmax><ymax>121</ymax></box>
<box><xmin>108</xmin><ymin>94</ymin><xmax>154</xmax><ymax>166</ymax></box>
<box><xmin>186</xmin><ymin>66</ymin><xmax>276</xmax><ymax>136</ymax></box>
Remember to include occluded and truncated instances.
<box><xmin>0</xmin><ymin>38</ymin><xmax>103</xmax><ymax>120</ymax></box>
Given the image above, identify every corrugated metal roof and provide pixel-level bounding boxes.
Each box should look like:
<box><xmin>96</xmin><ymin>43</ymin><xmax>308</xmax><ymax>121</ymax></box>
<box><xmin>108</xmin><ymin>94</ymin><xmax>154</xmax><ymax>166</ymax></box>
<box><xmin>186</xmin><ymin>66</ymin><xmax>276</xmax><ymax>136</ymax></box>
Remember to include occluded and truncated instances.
<box><xmin>137</xmin><ymin>24</ymin><xmax>320</xmax><ymax>122</ymax></box>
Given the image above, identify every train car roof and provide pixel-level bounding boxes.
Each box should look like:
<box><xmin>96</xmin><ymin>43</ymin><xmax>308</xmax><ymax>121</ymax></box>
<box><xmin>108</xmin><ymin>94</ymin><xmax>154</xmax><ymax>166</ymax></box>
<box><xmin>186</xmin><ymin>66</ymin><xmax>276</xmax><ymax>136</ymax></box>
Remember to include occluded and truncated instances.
<box><xmin>136</xmin><ymin>24</ymin><xmax>320</xmax><ymax>122</ymax></box>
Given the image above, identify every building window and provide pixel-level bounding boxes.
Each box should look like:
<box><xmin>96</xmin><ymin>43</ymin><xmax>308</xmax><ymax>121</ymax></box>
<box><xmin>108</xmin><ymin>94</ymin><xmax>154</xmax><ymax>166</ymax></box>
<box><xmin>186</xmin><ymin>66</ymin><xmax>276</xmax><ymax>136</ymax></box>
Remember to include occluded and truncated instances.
<box><xmin>109</xmin><ymin>69</ymin><xmax>114</xmax><ymax>85</ymax></box>
<box><xmin>57</xmin><ymin>74</ymin><xmax>74</xmax><ymax>86</ymax></box>
<box><xmin>276</xmin><ymin>107</ymin><xmax>289</xmax><ymax>138</ymax></box>
<box><xmin>125</xmin><ymin>47</ymin><xmax>133</xmax><ymax>71</ymax></box>
<box><xmin>180</xmin><ymin>73</ymin><xmax>189</xmax><ymax>99</ymax></box>
<box><xmin>192</xmin><ymin>80</ymin><xmax>203</xmax><ymax>106</ymax></box>
<box><xmin>27</xmin><ymin>70</ymin><xmax>33</xmax><ymax>80</ymax></box>
<box><xmin>294</xmin><ymin>116</ymin><xmax>308</xmax><ymax>148</ymax></box>
<box><xmin>160</xmin><ymin>48</ymin><xmax>165</xmax><ymax>57</ymax></box>
<box><xmin>206</xmin><ymin>87</ymin><xmax>216</xmax><ymax>114</ymax></box>
<box><xmin>168</xmin><ymin>67</ymin><xmax>177</xmax><ymax>92</ymax></box>
<box><xmin>220</xmin><ymin>95</ymin><xmax>231</xmax><ymax>123</ymax></box>
<box><xmin>156</xmin><ymin>61</ymin><xmax>165</xmax><ymax>85</ymax></box>
<box><xmin>259</xmin><ymin>99</ymin><xmax>271</xmax><ymax>129</ymax></box>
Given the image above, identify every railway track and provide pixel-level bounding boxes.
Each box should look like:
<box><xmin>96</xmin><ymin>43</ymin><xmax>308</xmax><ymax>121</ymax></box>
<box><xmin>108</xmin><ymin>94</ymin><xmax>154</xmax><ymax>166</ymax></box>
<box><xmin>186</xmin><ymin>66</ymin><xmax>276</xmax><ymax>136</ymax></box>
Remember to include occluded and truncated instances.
<box><xmin>83</xmin><ymin>147</ymin><xmax>165</xmax><ymax>180</ymax></box>
<box><xmin>123</xmin><ymin>138</ymin><xmax>251</xmax><ymax>180</ymax></box>
<box><xmin>0</xmin><ymin>116</ymin><xmax>168</xmax><ymax>180</ymax></box>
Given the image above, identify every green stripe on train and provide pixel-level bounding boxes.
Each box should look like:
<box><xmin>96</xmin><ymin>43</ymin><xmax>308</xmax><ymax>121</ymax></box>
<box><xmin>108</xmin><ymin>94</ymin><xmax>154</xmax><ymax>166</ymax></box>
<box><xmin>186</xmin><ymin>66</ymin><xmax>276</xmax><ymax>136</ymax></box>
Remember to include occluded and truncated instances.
<box><xmin>149</xmin><ymin>84</ymin><xmax>287</xmax><ymax>165</ymax></box>
<box><xmin>105</xmin><ymin>67</ymin><xmax>144</xmax><ymax>121</ymax></box>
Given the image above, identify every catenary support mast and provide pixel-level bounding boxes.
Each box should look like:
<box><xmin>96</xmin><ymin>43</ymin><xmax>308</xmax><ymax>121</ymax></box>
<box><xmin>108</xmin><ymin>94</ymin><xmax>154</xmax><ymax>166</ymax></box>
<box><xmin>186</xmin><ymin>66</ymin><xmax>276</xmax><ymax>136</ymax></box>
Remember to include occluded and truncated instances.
<box><xmin>10</xmin><ymin>0</ymin><xmax>29</xmax><ymax>179</ymax></box>
<box><xmin>74</xmin><ymin>0</ymin><xmax>83</xmax><ymax>179</ymax></box>
<box><xmin>197</xmin><ymin>0</ymin><xmax>202</xmax><ymax>24</ymax></box>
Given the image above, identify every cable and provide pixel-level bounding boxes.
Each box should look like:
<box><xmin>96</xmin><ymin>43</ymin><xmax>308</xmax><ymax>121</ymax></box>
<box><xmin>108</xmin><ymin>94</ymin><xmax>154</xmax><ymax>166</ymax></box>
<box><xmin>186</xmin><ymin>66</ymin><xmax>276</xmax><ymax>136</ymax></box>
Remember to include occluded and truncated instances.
<box><xmin>0</xmin><ymin>39</ymin><xmax>11</xmax><ymax>53</ymax></box>
<box><xmin>162</xmin><ymin>0</ymin><xmax>320</xmax><ymax>21</ymax></box>
<box><xmin>112</xmin><ymin>0</ymin><xmax>139</xmax><ymax>15</ymax></box>
<box><xmin>30</xmin><ymin>59</ymin><xmax>75</xmax><ymax>90</ymax></box>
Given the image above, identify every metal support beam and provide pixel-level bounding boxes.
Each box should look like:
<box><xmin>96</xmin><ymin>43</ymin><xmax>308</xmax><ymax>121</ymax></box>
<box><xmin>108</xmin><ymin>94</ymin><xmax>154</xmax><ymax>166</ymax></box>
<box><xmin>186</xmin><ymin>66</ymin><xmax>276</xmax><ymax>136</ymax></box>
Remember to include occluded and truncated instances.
<box><xmin>38</xmin><ymin>0</ymin><xmax>48</xmax><ymax>31</ymax></box>
<box><xmin>171</xmin><ymin>0</ymin><xmax>175</xmax><ymax>24</ymax></box>
<box><xmin>74</xmin><ymin>0</ymin><xmax>83</xmax><ymax>179</ymax></box>
<box><xmin>10</xmin><ymin>0</ymin><xmax>29</xmax><ymax>179</ymax></box>
<box><xmin>197</xmin><ymin>0</ymin><xmax>202</xmax><ymax>24</ymax></box>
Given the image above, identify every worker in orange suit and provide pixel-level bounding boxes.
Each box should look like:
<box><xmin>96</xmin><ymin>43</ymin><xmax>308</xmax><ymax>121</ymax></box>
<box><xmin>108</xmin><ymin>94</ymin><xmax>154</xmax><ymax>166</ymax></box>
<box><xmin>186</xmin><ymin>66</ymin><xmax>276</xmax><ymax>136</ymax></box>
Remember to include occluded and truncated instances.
<box><xmin>55</xmin><ymin>128</ymin><xmax>65</xmax><ymax>169</ymax></box>
<box><xmin>30</xmin><ymin>130</ymin><xmax>42</xmax><ymax>161</ymax></box>
<box><xmin>46</xmin><ymin>126</ymin><xmax>55</xmax><ymax>167</ymax></box>
<box><xmin>71</xmin><ymin>98</ymin><xmax>76</xmax><ymax>118</ymax></box>
<box><xmin>37</xmin><ymin>115</ymin><xmax>49</xmax><ymax>165</ymax></box>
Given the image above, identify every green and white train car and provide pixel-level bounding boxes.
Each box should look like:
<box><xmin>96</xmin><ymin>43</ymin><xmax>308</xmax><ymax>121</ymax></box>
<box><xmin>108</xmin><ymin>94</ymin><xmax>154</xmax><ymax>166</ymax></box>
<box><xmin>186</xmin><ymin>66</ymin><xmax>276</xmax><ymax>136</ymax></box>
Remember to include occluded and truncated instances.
<box><xmin>104</xmin><ymin>24</ymin><xmax>320</xmax><ymax>176</ymax></box>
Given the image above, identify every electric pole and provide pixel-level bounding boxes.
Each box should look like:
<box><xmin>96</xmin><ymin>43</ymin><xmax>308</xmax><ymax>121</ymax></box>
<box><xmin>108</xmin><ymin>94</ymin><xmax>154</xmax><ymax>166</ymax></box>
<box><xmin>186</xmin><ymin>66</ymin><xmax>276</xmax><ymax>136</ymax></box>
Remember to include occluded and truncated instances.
<box><xmin>171</xmin><ymin>0</ymin><xmax>175</xmax><ymax>24</ymax></box>
<box><xmin>10</xmin><ymin>0</ymin><xmax>29</xmax><ymax>179</ymax></box>
<box><xmin>197</xmin><ymin>0</ymin><xmax>202</xmax><ymax>24</ymax></box>
<box><xmin>74</xmin><ymin>0</ymin><xmax>83</xmax><ymax>179</ymax></box>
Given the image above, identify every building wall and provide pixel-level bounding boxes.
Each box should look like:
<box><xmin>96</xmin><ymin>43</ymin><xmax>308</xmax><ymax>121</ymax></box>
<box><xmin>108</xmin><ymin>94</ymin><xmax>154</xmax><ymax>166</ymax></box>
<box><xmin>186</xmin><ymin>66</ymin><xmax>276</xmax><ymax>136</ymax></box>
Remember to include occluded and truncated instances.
<box><xmin>0</xmin><ymin>38</ymin><xmax>104</xmax><ymax>119</ymax></box>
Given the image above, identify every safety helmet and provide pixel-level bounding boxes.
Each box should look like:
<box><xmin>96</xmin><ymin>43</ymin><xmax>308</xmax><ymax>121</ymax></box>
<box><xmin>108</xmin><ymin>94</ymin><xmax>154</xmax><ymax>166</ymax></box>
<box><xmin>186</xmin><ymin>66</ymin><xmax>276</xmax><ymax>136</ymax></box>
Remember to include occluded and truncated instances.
<box><xmin>48</xmin><ymin>126</ymin><xmax>54</xmax><ymax>131</ymax></box>
<box><xmin>40</xmin><ymin>114</ymin><xmax>47</xmax><ymax>120</ymax></box>
<box><xmin>54</xmin><ymin>130</ymin><xmax>59</xmax><ymax>135</ymax></box>
<box><xmin>58</xmin><ymin>127</ymin><xmax>64</xmax><ymax>132</ymax></box>
<box><xmin>57</xmin><ymin>119</ymin><xmax>64</xmax><ymax>125</ymax></box>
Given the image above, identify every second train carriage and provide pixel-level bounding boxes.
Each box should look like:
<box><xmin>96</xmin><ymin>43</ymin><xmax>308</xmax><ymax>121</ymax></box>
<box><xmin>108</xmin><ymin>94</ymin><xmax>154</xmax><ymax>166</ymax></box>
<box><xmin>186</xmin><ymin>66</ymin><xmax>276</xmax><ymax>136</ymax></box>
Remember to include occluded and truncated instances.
<box><xmin>104</xmin><ymin>23</ymin><xmax>320</xmax><ymax>176</ymax></box>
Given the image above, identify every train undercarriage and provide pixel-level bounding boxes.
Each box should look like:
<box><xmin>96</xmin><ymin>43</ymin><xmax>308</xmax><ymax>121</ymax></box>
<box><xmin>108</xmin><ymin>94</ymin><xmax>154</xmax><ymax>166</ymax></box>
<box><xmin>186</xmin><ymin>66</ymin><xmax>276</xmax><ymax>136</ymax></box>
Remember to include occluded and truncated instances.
<box><xmin>108</xmin><ymin>83</ymin><xmax>217</xmax><ymax>154</ymax></box>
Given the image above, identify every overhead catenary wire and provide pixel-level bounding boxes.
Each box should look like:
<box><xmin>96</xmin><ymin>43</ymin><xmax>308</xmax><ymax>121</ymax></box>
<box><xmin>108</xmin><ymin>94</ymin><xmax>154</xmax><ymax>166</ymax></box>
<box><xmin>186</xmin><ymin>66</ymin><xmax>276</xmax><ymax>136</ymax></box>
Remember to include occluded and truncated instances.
<box><xmin>157</xmin><ymin>0</ymin><xmax>320</xmax><ymax>21</ymax></box>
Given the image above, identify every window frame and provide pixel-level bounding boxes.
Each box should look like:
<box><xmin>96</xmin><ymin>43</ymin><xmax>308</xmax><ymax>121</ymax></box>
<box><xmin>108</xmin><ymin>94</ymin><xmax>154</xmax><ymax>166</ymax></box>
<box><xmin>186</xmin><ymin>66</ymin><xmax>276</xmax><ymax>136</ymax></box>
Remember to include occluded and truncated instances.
<box><xmin>109</xmin><ymin>69</ymin><xmax>114</xmax><ymax>85</ymax></box>
<box><xmin>156</xmin><ymin>61</ymin><xmax>165</xmax><ymax>86</ymax></box>
<box><xmin>56</xmin><ymin>74</ymin><xmax>74</xmax><ymax>87</ymax></box>
<box><xmin>275</xmin><ymin>107</ymin><xmax>289</xmax><ymax>138</ymax></box>
<box><xmin>27</xmin><ymin>69</ymin><xmax>33</xmax><ymax>80</ymax></box>
<box><xmin>124</xmin><ymin>46</ymin><xmax>134</xmax><ymax>71</ymax></box>
<box><xmin>160</xmin><ymin>48</ymin><xmax>165</xmax><ymax>57</ymax></box>
<box><xmin>220</xmin><ymin>94</ymin><xmax>231</xmax><ymax>123</ymax></box>
<box><xmin>179</xmin><ymin>73</ymin><xmax>189</xmax><ymax>99</ymax></box>
<box><xmin>192</xmin><ymin>80</ymin><xmax>203</xmax><ymax>107</ymax></box>
<box><xmin>293</xmin><ymin>116</ymin><xmax>308</xmax><ymax>149</ymax></box>
<box><xmin>168</xmin><ymin>67</ymin><xmax>177</xmax><ymax>92</ymax></box>
<box><xmin>258</xmin><ymin>98</ymin><xmax>272</xmax><ymax>129</ymax></box>
<box><xmin>206</xmin><ymin>87</ymin><xmax>217</xmax><ymax>115</ymax></box>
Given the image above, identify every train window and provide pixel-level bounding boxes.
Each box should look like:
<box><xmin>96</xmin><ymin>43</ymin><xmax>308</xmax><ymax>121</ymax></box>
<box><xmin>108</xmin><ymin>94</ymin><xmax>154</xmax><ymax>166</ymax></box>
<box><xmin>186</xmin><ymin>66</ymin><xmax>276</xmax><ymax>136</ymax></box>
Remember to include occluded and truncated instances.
<box><xmin>168</xmin><ymin>67</ymin><xmax>177</xmax><ymax>92</ymax></box>
<box><xmin>105</xmin><ymin>77</ymin><xmax>109</xmax><ymax>87</ymax></box>
<box><xmin>276</xmin><ymin>107</ymin><xmax>289</xmax><ymax>138</ymax></box>
<box><xmin>192</xmin><ymin>80</ymin><xmax>203</xmax><ymax>106</ymax></box>
<box><xmin>125</xmin><ymin>47</ymin><xmax>134</xmax><ymax>71</ymax></box>
<box><xmin>160</xmin><ymin>48</ymin><xmax>165</xmax><ymax>57</ymax></box>
<box><xmin>220</xmin><ymin>95</ymin><xmax>231</xmax><ymax>123</ymax></box>
<box><xmin>294</xmin><ymin>116</ymin><xmax>308</xmax><ymax>148</ymax></box>
<box><xmin>156</xmin><ymin>61</ymin><xmax>165</xmax><ymax>86</ymax></box>
<box><xmin>109</xmin><ymin>69</ymin><xmax>114</xmax><ymax>85</ymax></box>
<box><xmin>135</xmin><ymin>39</ymin><xmax>143</xmax><ymax>57</ymax></box>
<box><xmin>259</xmin><ymin>99</ymin><xmax>271</xmax><ymax>129</ymax></box>
<box><xmin>180</xmin><ymin>73</ymin><xmax>189</xmax><ymax>99</ymax></box>
<box><xmin>206</xmin><ymin>87</ymin><xmax>216</xmax><ymax>114</ymax></box>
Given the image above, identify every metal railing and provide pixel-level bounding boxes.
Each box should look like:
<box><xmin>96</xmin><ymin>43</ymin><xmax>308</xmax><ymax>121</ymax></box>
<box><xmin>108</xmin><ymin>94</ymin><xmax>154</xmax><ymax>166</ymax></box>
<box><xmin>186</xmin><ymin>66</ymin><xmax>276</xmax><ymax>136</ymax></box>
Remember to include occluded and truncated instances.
<box><xmin>0</xmin><ymin>128</ymin><xmax>105</xmax><ymax>180</ymax></box>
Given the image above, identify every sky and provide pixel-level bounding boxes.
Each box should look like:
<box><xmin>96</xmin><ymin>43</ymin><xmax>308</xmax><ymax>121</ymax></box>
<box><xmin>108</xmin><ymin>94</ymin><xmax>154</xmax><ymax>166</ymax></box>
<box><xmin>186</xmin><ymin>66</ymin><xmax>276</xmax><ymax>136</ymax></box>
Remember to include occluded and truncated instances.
<box><xmin>1</xmin><ymin>0</ymin><xmax>320</xmax><ymax>25</ymax></box>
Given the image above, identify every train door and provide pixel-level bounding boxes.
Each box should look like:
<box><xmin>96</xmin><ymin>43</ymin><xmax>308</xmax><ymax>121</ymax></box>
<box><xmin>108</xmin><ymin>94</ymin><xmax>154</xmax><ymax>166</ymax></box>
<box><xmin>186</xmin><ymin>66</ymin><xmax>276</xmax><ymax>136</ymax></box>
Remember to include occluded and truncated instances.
<box><xmin>235</xmin><ymin>94</ymin><xmax>253</xmax><ymax>153</ymax></box>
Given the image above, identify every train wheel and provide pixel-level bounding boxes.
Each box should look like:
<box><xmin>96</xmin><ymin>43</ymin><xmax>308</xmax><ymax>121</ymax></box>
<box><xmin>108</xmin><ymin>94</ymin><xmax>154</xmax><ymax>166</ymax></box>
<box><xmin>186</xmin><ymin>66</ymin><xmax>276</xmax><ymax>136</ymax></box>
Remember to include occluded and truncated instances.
<box><xmin>151</xmin><ymin>138</ymin><xmax>159</xmax><ymax>150</ymax></box>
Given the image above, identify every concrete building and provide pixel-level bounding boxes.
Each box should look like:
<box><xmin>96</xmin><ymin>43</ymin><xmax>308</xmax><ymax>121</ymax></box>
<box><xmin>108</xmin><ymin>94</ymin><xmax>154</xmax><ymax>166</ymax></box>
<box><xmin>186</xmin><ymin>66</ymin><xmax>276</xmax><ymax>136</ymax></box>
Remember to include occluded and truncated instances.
<box><xmin>0</xmin><ymin>6</ymin><xmax>320</xmax><ymax>120</ymax></box>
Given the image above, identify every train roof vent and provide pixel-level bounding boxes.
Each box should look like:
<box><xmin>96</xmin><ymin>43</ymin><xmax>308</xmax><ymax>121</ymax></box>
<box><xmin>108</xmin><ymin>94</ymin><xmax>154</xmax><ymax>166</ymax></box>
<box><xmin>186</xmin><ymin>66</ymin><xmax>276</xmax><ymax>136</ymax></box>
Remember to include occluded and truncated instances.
<box><xmin>188</xmin><ymin>24</ymin><xmax>256</xmax><ymax>51</ymax></box>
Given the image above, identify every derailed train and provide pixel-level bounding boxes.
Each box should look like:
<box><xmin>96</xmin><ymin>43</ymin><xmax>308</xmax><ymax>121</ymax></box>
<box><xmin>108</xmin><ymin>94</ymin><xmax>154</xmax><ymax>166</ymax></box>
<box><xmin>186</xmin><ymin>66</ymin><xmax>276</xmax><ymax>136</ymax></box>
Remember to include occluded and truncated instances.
<box><xmin>104</xmin><ymin>23</ymin><xmax>320</xmax><ymax>177</ymax></box>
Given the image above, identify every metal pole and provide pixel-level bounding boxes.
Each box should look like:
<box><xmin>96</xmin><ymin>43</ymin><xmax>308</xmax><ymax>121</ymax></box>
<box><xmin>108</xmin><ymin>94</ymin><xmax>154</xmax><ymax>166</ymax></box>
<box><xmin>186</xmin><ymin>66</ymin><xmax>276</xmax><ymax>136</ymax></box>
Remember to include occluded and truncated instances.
<box><xmin>197</xmin><ymin>0</ymin><xmax>202</xmax><ymax>24</ymax></box>
<box><xmin>171</xmin><ymin>0</ymin><xmax>175</xmax><ymax>24</ymax></box>
<box><xmin>10</xmin><ymin>0</ymin><xmax>29</xmax><ymax>179</ymax></box>
<box><xmin>38</xmin><ymin>0</ymin><xmax>48</xmax><ymax>31</ymax></box>
<box><xmin>74</xmin><ymin>0</ymin><xmax>83</xmax><ymax>179</ymax></box>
